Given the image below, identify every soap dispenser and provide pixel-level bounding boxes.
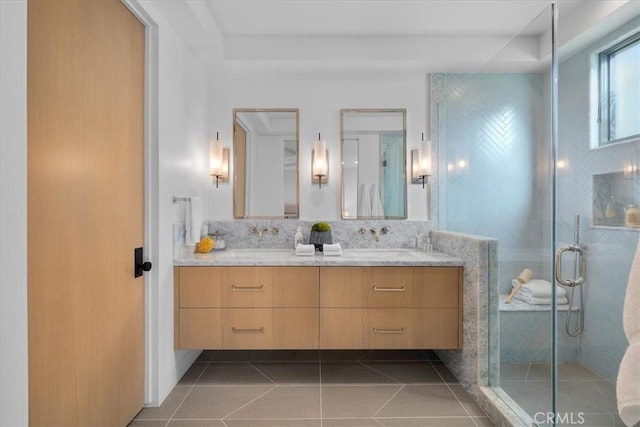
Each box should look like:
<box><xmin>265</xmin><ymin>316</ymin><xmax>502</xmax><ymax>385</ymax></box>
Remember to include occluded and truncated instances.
<box><xmin>294</xmin><ymin>225</ymin><xmax>304</xmax><ymax>248</ymax></box>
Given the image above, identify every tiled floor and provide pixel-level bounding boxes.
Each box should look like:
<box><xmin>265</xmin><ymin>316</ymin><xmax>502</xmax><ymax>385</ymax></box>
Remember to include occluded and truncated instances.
<box><xmin>500</xmin><ymin>363</ymin><xmax>624</xmax><ymax>427</ymax></box>
<box><xmin>130</xmin><ymin>350</ymin><xmax>494</xmax><ymax>427</ymax></box>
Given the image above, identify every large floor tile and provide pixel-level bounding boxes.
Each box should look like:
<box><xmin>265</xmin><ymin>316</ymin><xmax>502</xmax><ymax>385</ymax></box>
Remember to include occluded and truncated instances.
<box><xmin>431</xmin><ymin>362</ymin><xmax>459</xmax><ymax>383</ymax></box>
<box><xmin>168</xmin><ymin>420</ymin><xmax>226</xmax><ymax>426</ymax></box>
<box><xmin>224</xmin><ymin>420</ymin><xmax>321</xmax><ymax>427</ymax></box>
<box><xmin>557</xmin><ymin>380</ymin><xmax>617</xmax><ymax>413</ymax></box>
<box><xmin>501</xmin><ymin>381</ymin><xmax>552</xmax><ymax>415</ymax></box>
<box><xmin>321</xmin><ymin>385</ymin><xmax>401</xmax><ymax>418</ymax></box>
<box><xmin>196</xmin><ymin>350</ymin><xmax>218</xmax><ymax>362</ymax></box>
<box><xmin>362</xmin><ymin>362</ymin><xmax>444</xmax><ymax>384</ymax></box>
<box><xmin>359</xmin><ymin>350</ymin><xmax>430</xmax><ymax>361</ymax></box>
<box><xmin>376</xmin><ymin>385</ymin><xmax>469</xmax><ymax>418</ymax></box>
<box><xmin>449</xmin><ymin>384</ymin><xmax>488</xmax><ymax>417</ymax></box>
<box><xmin>556</xmin><ymin>413</ymin><xmax>618</xmax><ymax>427</ymax></box>
<box><xmin>211</xmin><ymin>351</ymin><xmax>261</xmax><ymax>362</ymax></box>
<box><xmin>197</xmin><ymin>363</ymin><xmax>272</xmax><ymax>385</ymax></box>
<box><xmin>472</xmin><ymin>416</ymin><xmax>497</xmax><ymax>426</ymax></box>
<box><xmin>249</xmin><ymin>350</ymin><xmax>320</xmax><ymax>362</ymax></box>
<box><xmin>526</xmin><ymin>363</ymin><xmax>591</xmax><ymax>381</ymax></box>
<box><xmin>591</xmin><ymin>379</ymin><xmax>618</xmax><ymax>411</ymax></box>
<box><xmin>173</xmin><ymin>386</ymin><xmax>274</xmax><ymax>419</ymax></box>
<box><xmin>178</xmin><ymin>362</ymin><xmax>208</xmax><ymax>386</ymax></box>
<box><xmin>134</xmin><ymin>387</ymin><xmax>190</xmax><ymax>420</ymax></box>
<box><xmin>251</xmin><ymin>362</ymin><xmax>319</xmax><ymax>384</ymax></box>
<box><xmin>376</xmin><ymin>417</ymin><xmax>479</xmax><ymax>426</ymax></box>
<box><xmin>226</xmin><ymin>386</ymin><xmax>321</xmax><ymax>419</ymax></box>
<box><xmin>127</xmin><ymin>421</ymin><xmax>168</xmax><ymax>427</ymax></box>
<box><xmin>500</xmin><ymin>364</ymin><xmax>529</xmax><ymax>382</ymax></box>
<box><xmin>320</xmin><ymin>350</ymin><xmax>370</xmax><ymax>361</ymax></box>
<box><xmin>322</xmin><ymin>418</ymin><xmax>383</xmax><ymax>426</ymax></box>
<box><xmin>321</xmin><ymin>362</ymin><xmax>398</xmax><ymax>384</ymax></box>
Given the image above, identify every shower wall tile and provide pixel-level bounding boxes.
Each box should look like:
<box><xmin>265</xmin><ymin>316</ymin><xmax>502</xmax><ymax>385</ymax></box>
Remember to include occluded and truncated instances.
<box><xmin>432</xmin><ymin>73</ymin><xmax>547</xmax><ymax>296</ymax></box>
<box><xmin>558</xmin><ymin>17</ymin><xmax>640</xmax><ymax>381</ymax></box>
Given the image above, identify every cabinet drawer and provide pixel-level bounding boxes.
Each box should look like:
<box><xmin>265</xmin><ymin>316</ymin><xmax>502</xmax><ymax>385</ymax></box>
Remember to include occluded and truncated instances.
<box><xmin>178</xmin><ymin>266</ymin><xmax>319</xmax><ymax>308</ymax></box>
<box><xmin>179</xmin><ymin>308</ymin><xmax>319</xmax><ymax>349</ymax></box>
<box><xmin>320</xmin><ymin>308</ymin><xmax>460</xmax><ymax>349</ymax></box>
<box><xmin>320</xmin><ymin>267</ymin><xmax>460</xmax><ymax>308</ymax></box>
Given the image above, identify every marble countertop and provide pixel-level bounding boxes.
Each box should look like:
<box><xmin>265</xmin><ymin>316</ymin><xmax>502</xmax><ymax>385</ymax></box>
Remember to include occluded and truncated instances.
<box><xmin>174</xmin><ymin>248</ymin><xmax>464</xmax><ymax>267</ymax></box>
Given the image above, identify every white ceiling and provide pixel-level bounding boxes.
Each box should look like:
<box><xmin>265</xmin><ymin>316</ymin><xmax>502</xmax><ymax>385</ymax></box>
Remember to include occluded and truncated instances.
<box><xmin>205</xmin><ymin>0</ymin><xmax>555</xmax><ymax>37</ymax></box>
<box><xmin>143</xmin><ymin>0</ymin><xmax>639</xmax><ymax>76</ymax></box>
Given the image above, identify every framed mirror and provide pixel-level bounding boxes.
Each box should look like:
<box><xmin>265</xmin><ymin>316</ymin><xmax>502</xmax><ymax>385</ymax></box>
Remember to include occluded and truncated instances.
<box><xmin>233</xmin><ymin>109</ymin><xmax>299</xmax><ymax>219</ymax></box>
<box><xmin>341</xmin><ymin>109</ymin><xmax>407</xmax><ymax>219</ymax></box>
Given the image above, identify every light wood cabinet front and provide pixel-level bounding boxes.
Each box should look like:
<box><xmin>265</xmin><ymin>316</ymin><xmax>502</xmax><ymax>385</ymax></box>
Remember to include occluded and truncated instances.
<box><xmin>320</xmin><ymin>308</ymin><xmax>459</xmax><ymax>349</ymax></box>
<box><xmin>174</xmin><ymin>265</ymin><xmax>462</xmax><ymax>350</ymax></box>
<box><xmin>320</xmin><ymin>266</ymin><xmax>459</xmax><ymax>308</ymax></box>
<box><xmin>179</xmin><ymin>266</ymin><xmax>319</xmax><ymax>308</ymax></box>
<box><xmin>179</xmin><ymin>308</ymin><xmax>318</xmax><ymax>349</ymax></box>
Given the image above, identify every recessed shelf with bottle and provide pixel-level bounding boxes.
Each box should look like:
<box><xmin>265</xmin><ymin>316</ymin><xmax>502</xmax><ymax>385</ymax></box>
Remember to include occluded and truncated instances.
<box><xmin>593</xmin><ymin>171</ymin><xmax>640</xmax><ymax>230</ymax></box>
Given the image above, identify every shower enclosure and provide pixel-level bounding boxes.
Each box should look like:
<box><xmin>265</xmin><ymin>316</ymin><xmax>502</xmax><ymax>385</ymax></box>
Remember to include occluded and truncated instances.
<box><xmin>434</xmin><ymin>2</ymin><xmax>639</xmax><ymax>425</ymax></box>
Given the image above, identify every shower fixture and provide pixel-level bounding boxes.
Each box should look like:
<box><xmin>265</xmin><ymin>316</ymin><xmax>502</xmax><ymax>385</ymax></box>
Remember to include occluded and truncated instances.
<box><xmin>555</xmin><ymin>214</ymin><xmax>586</xmax><ymax>336</ymax></box>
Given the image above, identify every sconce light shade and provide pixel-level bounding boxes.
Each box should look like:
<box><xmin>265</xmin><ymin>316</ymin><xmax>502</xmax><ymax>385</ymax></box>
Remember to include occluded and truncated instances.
<box><xmin>312</xmin><ymin>134</ymin><xmax>328</xmax><ymax>188</ymax></box>
<box><xmin>412</xmin><ymin>135</ymin><xmax>431</xmax><ymax>189</ymax></box>
<box><xmin>209</xmin><ymin>132</ymin><xmax>229</xmax><ymax>188</ymax></box>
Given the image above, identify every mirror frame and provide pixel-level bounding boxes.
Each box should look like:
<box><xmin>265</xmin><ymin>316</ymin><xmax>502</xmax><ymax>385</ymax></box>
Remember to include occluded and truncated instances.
<box><xmin>233</xmin><ymin>108</ymin><xmax>300</xmax><ymax>219</ymax></box>
<box><xmin>340</xmin><ymin>108</ymin><xmax>408</xmax><ymax>220</ymax></box>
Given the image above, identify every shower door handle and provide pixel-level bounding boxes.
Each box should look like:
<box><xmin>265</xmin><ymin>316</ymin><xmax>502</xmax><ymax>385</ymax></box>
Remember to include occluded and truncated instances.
<box><xmin>555</xmin><ymin>244</ymin><xmax>586</xmax><ymax>287</ymax></box>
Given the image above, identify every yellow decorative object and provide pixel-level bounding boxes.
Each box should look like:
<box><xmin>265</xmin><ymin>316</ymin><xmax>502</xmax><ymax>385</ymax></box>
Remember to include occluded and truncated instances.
<box><xmin>195</xmin><ymin>236</ymin><xmax>215</xmax><ymax>253</ymax></box>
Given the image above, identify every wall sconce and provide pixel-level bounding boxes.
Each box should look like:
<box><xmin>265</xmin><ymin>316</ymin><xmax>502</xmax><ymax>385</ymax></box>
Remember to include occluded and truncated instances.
<box><xmin>623</xmin><ymin>163</ymin><xmax>638</xmax><ymax>179</ymax></box>
<box><xmin>209</xmin><ymin>132</ymin><xmax>229</xmax><ymax>188</ymax></box>
<box><xmin>412</xmin><ymin>133</ymin><xmax>431</xmax><ymax>189</ymax></box>
<box><xmin>312</xmin><ymin>133</ymin><xmax>328</xmax><ymax>188</ymax></box>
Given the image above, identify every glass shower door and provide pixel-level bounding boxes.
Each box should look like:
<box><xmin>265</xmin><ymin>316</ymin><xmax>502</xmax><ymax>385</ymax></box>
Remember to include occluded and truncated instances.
<box><xmin>436</xmin><ymin>2</ymin><xmax>639</xmax><ymax>425</ymax></box>
<box><xmin>554</xmin><ymin>4</ymin><xmax>640</xmax><ymax>425</ymax></box>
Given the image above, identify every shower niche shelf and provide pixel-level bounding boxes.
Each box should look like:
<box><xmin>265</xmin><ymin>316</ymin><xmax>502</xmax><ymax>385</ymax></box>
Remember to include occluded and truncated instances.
<box><xmin>592</xmin><ymin>171</ymin><xmax>639</xmax><ymax>230</ymax></box>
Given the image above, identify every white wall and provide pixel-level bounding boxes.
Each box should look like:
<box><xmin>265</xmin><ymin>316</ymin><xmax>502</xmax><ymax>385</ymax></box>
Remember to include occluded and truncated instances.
<box><xmin>207</xmin><ymin>73</ymin><xmax>429</xmax><ymax>221</ymax></box>
<box><xmin>0</xmin><ymin>2</ymin><xmax>29</xmax><ymax>425</ymax></box>
<box><xmin>136</xmin><ymin>0</ymin><xmax>211</xmax><ymax>405</ymax></box>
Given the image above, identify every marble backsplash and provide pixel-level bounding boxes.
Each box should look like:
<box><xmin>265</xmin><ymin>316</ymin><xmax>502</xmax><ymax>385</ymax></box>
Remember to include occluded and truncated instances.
<box><xmin>176</xmin><ymin>219</ymin><xmax>432</xmax><ymax>251</ymax></box>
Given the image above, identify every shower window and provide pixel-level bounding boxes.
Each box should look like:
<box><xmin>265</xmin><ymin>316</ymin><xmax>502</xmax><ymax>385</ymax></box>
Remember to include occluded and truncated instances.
<box><xmin>597</xmin><ymin>31</ymin><xmax>640</xmax><ymax>146</ymax></box>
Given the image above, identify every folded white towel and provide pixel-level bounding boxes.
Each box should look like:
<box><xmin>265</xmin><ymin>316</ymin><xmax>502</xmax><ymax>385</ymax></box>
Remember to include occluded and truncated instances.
<box><xmin>618</xmin><ymin>237</ymin><xmax>640</xmax><ymax>427</ymax></box>
<box><xmin>513</xmin><ymin>293</ymin><xmax>568</xmax><ymax>305</ymax></box>
<box><xmin>185</xmin><ymin>196</ymin><xmax>202</xmax><ymax>245</ymax></box>
<box><xmin>323</xmin><ymin>243</ymin><xmax>343</xmax><ymax>256</ymax></box>
<box><xmin>511</xmin><ymin>279</ymin><xmax>566</xmax><ymax>298</ymax></box>
<box><xmin>295</xmin><ymin>244</ymin><xmax>315</xmax><ymax>256</ymax></box>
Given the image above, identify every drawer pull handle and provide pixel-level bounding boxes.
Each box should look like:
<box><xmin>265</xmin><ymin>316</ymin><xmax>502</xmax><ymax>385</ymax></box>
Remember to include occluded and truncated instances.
<box><xmin>373</xmin><ymin>327</ymin><xmax>406</xmax><ymax>334</ymax></box>
<box><xmin>232</xmin><ymin>284</ymin><xmax>265</xmax><ymax>291</ymax></box>
<box><xmin>373</xmin><ymin>286</ymin><xmax>406</xmax><ymax>292</ymax></box>
<box><xmin>231</xmin><ymin>327</ymin><xmax>265</xmax><ymax>333</ymax></box>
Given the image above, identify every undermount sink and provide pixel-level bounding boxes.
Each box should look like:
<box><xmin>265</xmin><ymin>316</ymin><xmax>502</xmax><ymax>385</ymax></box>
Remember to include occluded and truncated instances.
<box><xmin>342</xmin><ymin>248</ymin><xmax>419</xmax><ymax>259</ymax></box>
<box><xmin>217</xmin><ymin>248</ymin><xmax>294</xmax><ymax>258</ymax></box>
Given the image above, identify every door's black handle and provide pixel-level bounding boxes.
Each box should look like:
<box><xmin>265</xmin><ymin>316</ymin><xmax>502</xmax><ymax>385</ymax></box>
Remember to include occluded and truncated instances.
<box><xmin>134</xmin><ymin>247</ymin><xmax>152</xmax><ymax>278</ymax></box>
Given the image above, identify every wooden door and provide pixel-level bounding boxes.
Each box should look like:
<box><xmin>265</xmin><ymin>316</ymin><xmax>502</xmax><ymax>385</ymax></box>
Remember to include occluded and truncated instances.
<box><xmin>234</xmin><ymin>121</ymin><xmax>247</xmax><ymax>218</ymax></box>
<box><xmin>27</xmin><ymin>0</ymin><xmax>145</xmax><ymax>425</ymax></box>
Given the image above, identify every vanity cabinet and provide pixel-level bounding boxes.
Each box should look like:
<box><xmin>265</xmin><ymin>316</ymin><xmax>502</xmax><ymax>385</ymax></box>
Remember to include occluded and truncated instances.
<box><xmin>174</xmin><ymin>266</ymin><xmax>319</xmax><ymax>349</ymax></box>
<box><xmin>320</xmin><ymin>267</ymin><xmax>462</xmax><ymax>349</ymax></box>
<box><xmin>174</xmin><ymin>265</ymin><xmax>463</xmax><ymax>350</ymax></box>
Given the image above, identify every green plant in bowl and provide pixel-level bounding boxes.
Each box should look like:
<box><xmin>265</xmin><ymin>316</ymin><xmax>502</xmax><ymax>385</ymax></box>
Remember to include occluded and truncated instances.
<box><xmin>311</xmin><ymin>221</ymin><xmax>331</xmax><ymax>232</ymax></box>
<box><xmin>309</xmin><ymin>221</ymin><xmax>332</xmax><ymax>251</ymax></box>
